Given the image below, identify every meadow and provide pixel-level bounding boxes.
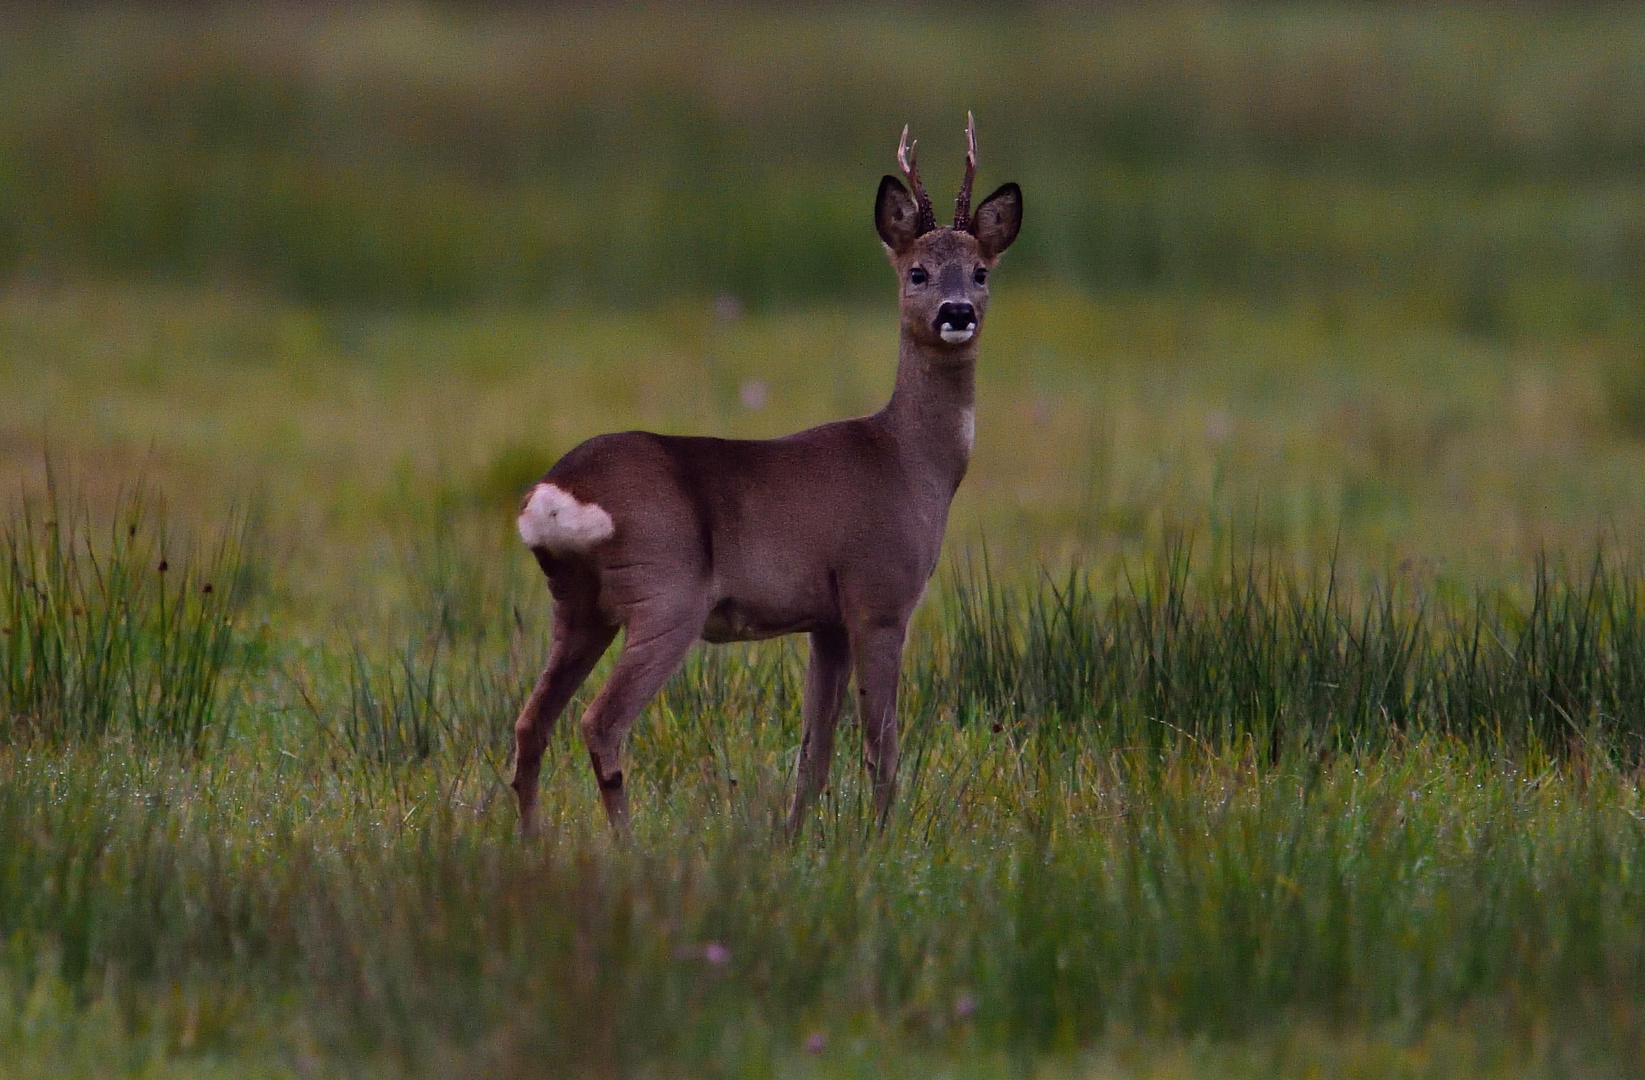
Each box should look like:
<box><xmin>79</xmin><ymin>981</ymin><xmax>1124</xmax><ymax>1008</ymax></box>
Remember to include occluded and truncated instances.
<box><xmin>4</xmin><ymin>4</ymin><xmax>1645</xmax><ymax>1077</ymax></box>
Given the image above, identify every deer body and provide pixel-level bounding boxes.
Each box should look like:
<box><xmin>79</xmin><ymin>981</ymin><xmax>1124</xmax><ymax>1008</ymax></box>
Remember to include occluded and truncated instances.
<box><xmin>511</xmin><ymin>118</ymin><xmax>1020</xmax><ymax>833</ymax></box>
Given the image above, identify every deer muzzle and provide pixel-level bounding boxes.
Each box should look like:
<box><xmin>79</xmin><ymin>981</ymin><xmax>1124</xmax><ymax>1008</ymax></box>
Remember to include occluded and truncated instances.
<box><xmin>935</xmin><ymin>301</ymin><xmax>977</xmax><ymax>344</ymax></box>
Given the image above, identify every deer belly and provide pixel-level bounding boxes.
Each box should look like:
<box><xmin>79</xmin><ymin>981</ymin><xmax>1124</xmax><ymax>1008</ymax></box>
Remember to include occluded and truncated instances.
<box><xmin>700</xmin><ymin>598</ymin><xmax>823</xmax><ymax>643</ymax></box>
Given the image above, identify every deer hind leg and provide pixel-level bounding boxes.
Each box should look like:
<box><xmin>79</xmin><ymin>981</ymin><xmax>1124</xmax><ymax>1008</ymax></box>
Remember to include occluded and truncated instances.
<box><xmin>511</xmin><ymin>610</ymin><xmax>618</xmax><ymax>835</ymax></box>
<box><xmin>851</xmin><ymin>621</ymin><xmax>908</xmax><ymax>829</ymax></box>
<box><xmin>578</xmin><ymin>609</ymin><xmax>703</xmax><ymax>831</ymax></box>
<box><xmin>785</xmin><ymin>626</ymin><xmax>852</xmax><ymax>835</ymax></box>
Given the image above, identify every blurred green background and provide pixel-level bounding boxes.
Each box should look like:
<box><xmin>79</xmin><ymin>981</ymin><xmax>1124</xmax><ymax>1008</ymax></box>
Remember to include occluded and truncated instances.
<box><xmin>8</xmin><ymin>2</ymin><xmax>1645</xmax><ymax>579</ymax></box>
<box><xmin>7</xmin><ymin>2</ymin><xmax>1645</xmax><ymax>320</ymax></box>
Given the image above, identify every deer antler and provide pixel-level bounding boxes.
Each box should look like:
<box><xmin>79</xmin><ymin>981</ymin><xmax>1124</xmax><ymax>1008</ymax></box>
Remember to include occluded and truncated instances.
<box><xmin>954</xmin><ymin>112</ymin><xmax>977</xmax><ymax>231</ymax></box>
<box><xmin>897</xmin><ymin>124</ymin><xmax>937</xmax><ymax>236</ymax></box>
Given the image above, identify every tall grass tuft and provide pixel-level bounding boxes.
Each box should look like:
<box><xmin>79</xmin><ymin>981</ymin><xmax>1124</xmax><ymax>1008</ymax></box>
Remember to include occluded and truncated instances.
<box><xmin>939</xmin><ymin>545</ymin><xmax>1645</xmax><ymax>757</ymax></box>
<box><xmin>0</xmin><ymin>483</ymin><xmax>248</xmax><ymax>751</ymax></box>
<box><xmin>317</xmin><ymin>540</ymin><xmax>1645</xmax><ymax>776</ymax></box>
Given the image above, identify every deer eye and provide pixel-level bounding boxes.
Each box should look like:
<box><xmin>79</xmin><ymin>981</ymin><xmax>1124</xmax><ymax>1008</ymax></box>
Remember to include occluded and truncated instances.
<box><xmin>909</xmin><ymin>267</ymin><xmax>928</xmax><ymax>286</ymax></box>
<box><xmin>973</xmin><ymin>266</ymin><xmax>988</xmax><ymax>286</ymax></box>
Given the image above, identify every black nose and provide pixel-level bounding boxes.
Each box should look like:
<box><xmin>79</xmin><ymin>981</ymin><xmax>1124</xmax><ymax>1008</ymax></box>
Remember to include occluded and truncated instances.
<box><xmin>935</xmin><ymin>301</ymin><xmax>976</xmax><ymax>332</ymax></box>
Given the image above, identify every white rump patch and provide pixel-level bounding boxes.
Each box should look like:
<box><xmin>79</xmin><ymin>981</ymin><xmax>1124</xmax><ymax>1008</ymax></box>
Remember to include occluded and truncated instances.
<box><xmin>518</xmin><ymin>483</ymin><xmax>615</xmax><ymax>554</ymax></box>
<box><xmin>940</xmin><ymin>326</ymin><xmax>976</xmax><ymax>344</ymax></box>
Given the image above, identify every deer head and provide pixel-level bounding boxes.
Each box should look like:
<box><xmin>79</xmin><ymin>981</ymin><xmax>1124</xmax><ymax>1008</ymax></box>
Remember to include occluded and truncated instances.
<box><xmin>874</xmin><ymin>112</ymin><xmax>1022</xmax><ymax>352</ymax></box>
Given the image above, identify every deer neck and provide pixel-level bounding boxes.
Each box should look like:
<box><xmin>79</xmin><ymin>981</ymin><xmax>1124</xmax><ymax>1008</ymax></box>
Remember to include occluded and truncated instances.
<box><xmin>880</xmin><ymin>335</ymin><xmax>977</xmax><ymax>495</ymax></box>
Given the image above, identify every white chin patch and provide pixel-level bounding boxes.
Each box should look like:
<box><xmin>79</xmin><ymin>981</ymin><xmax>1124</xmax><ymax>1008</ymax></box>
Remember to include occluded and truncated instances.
<box><xmin>940</xmin><ymin>326</ymin><xmax>976</xmax><ymax>344</ymax></box>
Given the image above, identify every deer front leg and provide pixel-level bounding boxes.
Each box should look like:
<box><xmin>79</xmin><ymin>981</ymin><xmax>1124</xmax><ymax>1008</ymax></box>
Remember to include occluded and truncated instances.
<box><xmin>511</xmin><ymin>616</ymin><xmax>618</xmax><ymax>835</ymax></box>
<box><xmin>577</xmin><ymin>610</ymin><xmax>702</xmax><ymax>832</ymax></box>
<box><xmin>785</xmin><ymin>625</ymin><xmax>852</xmax><ymax>835</ymax></box>
<box><xmin>851</xmin><ymin>621</ymin><xmax>908</xmax><ymax>828</ymax></box>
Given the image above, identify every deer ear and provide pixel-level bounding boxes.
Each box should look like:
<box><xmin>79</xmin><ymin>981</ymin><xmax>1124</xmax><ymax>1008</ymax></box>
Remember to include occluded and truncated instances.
<box><xmin>971</xmin><ymin>182</ymin><xmax>1022</xmax><ymax>259</ymax></box>
<box><xmin>875</xmin><ymin>175</ymin><xmax>921</xmax><ymax>254</ymax></box>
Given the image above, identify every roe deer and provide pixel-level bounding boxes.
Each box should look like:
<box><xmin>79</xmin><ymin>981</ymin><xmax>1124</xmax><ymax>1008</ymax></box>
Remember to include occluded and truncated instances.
<box><xmin>511</xmin><ymin>114</ymin><xmax>1021</xmax><ymax>833</ymax></box>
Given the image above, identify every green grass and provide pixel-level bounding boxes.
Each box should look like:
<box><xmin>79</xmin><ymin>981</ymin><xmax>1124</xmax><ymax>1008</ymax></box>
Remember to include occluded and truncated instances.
<box><xmin>3</xmin><ymin>490</ymin><xmax>1645</xmax><ymax>1077</ymax></box>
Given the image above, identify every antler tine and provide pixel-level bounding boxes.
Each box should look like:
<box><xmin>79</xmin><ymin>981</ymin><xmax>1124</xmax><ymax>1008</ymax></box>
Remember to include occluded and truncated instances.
<box><xmin>897</xmin><ymin>123</ymin><xmax>937</xmax><ymax>235</ymax></box>
<box><xmin>954</xmin><ymin>111</ymin><xmax>978</xmax><ymax>230</ymax></box>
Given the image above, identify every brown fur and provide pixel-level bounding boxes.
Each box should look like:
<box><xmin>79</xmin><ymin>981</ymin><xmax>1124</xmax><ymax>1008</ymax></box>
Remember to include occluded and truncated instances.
<box><xmin>510</xmin><ymin>124</ymin><xmax>1022</xmax><ymax>834</ymax></box>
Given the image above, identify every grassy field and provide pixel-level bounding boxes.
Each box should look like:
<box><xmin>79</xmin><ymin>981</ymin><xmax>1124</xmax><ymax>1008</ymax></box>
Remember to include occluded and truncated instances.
<box><xmin>6</xmin><ymin>3</ymin><xmax>1645</xmax><ymax>1077</ymax></box>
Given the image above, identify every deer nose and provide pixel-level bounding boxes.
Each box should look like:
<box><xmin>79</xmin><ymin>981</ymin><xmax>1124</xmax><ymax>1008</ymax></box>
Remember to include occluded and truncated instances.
<box><xmin>935</xmin><ymin>302</ymin><xmax>977</xmax><ymax>344</ymax></box>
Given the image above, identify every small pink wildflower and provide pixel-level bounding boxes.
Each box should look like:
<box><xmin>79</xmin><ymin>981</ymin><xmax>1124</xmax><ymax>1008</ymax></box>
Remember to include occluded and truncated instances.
<box><xmin>703</xmin><ymin>942</ymin><xmax>731</xmax><ymax>966</ymax></box>
<box><xmin>804</xmin><ymin>1031</ymin><xmax>826</xmax><ymax>1055</ymax></box>
<box><xmin>954</xmin><ymin>992</ymin><xmax>978</xmax><ymax>1019</ymax></box>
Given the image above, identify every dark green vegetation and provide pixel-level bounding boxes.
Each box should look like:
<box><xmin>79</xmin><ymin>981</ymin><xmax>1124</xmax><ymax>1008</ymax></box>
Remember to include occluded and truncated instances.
<box><xmin>1</xmin><ymin>484</ymin><xmax>247</xmax><ymax>751</ymax></box>
<box><xmin>6</xmin><ymin>3</ymin><xmax>1645</xmax><ymax>1076</ymax></box>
